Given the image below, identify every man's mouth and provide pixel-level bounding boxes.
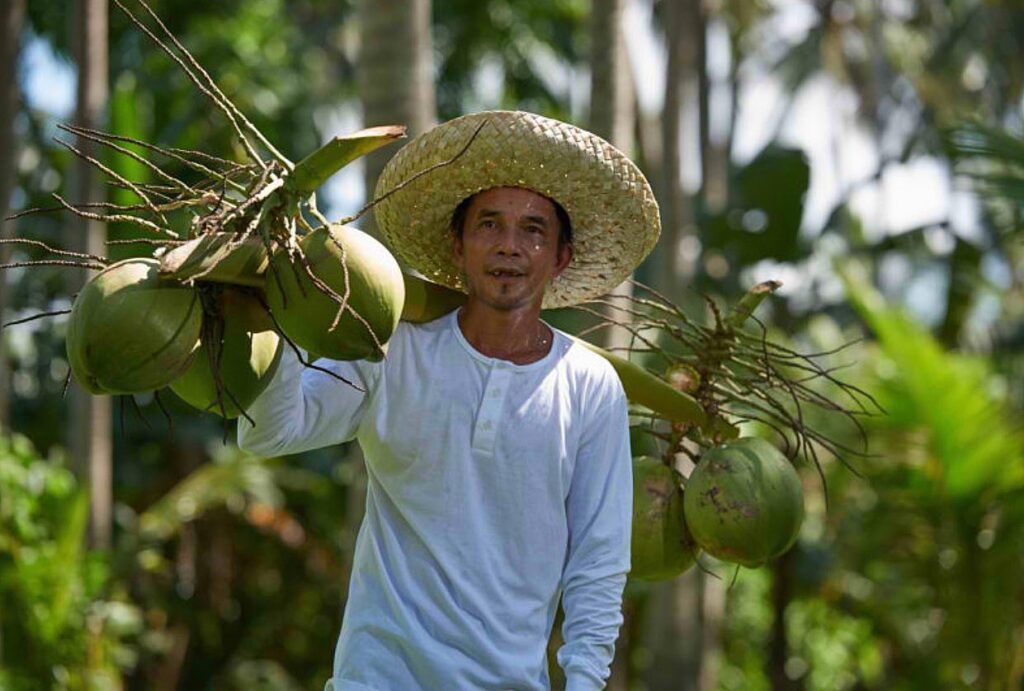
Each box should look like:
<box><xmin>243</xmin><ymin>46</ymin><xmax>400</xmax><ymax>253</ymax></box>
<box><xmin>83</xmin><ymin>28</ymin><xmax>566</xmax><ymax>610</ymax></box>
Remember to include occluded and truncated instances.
<box><xmin>487</xmin><ymin>268</ymin><xmax>525</xmax><ymax>278</ymax></box>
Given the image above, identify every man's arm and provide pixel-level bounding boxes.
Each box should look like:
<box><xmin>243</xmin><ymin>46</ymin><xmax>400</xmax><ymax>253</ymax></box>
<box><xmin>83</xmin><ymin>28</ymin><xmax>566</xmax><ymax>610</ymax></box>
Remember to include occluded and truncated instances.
<box><xmin>557</xmin><ymin>390</ymin><xmax>633</xmax><ymax>691</ymax></box>
<box><xmin>236</xmin><ymin>344</ymin><xmax>381</xmax><ymax>457</ymax></box>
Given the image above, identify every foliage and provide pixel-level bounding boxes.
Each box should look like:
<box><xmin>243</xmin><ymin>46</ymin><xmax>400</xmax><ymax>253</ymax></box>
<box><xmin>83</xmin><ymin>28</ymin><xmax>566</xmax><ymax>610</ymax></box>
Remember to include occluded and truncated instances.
<box><xmin>774</xmin><ymin>270</ymin><xmax>1024</xmax><ymax>689</ymax></box>
<box><xmin>9</xmin><ymin>0</ymin><xmax>1024</xmax><ymax>687</ymax></box>
<box><xmin>433</xmin><ymin>0</ymin><xmax>585</xmax><ymax>121</ymax></box>
<box><xmin>702</xmin><ymin>145</ymin><xmax>811</xmax><ymax>271</ymax></box>
<box><xmin>0</xmin><ymin>434</ymin><xmax>141</xmax><ymax>690</ymax></box>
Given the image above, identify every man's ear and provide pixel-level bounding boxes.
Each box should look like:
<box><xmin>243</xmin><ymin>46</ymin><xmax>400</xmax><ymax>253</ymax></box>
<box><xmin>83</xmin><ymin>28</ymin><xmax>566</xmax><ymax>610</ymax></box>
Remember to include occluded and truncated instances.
<box><xmin>452</xmin><ymin>232</ymin><xmax>465</xmax><ymax>269</ymax></box>
<box><xmin>553</xmin><ymin>242</ymin><xmax>573</xmax><ymax>278</ymax></box>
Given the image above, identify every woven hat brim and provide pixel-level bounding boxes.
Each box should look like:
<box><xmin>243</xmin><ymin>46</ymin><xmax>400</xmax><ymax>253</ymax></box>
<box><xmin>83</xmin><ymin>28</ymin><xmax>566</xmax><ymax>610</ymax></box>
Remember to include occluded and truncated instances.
<box><xmin>372</xmin><ymin>110</ymin><xmax>660</xmax><ymax>309</ymax></box>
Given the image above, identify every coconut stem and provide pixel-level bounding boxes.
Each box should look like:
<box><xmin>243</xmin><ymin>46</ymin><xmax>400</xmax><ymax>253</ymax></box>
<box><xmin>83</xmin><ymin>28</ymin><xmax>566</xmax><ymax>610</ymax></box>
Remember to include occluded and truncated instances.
<box><xmin>0</xmin><ymin>259</ymin><xmax>107</xmax><ymax>271</ymax></box>
<box><xmin>112</xmin><ymin>0</ymin><xmax>269</xmax><ymax>169</ymax></box>
<box><xmin>60</xmin><ymin>122</ymin><xmax>251</xmax><ymax>194</ymax></box>
<box><xmin>59</xmin><ymin>123</ymin><xmax>194</xmax><ymax>203</ymax></box>
<box><xmin>53</xmin><ymin>137</ymin><xmax>170</xmax><ymax>225</ymax></box>
<box><xmin>52</xmin><ymin>193</ymin><xmax>177</xmax><ymax>239</ymax></box>
<box><xmin>153</xmin><ymin>389</ymin><xmax>175</xmax><ymax>438</ymax></box>
<box><xmin>0</xmin><ymin>238</ymin><xmax>108</xmax><ymax>264</ymax></box>
<box><xmin>106</xmin><ymin>238</ymin><xmax>186</xmax><ymax>247</ymax></box>
<box><xmin>1</xmin><ymin>309</ymin><xmax>72</xmax><ymax>329</ymax></box>
<box><xmin>255</xmin><ymin>296</ymin><xmax>365</xmax><ymax>393</ymax></box>
<box><xmin>132</xmin><ymin>0</ymin><xmax>293</xmax><ymax>169</ymax></box>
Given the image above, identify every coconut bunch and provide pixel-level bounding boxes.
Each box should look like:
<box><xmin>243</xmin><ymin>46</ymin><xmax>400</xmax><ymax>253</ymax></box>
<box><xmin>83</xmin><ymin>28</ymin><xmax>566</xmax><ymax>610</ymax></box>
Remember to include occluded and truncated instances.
<box><xmin>559</xmin><ymin>280</ymin><xmax>883</xmax><ymax>579</ymax></box>
<box><xmin>0</xmin><ymin>0</ymin><xmax>445</xmax><ymax>434</ymax></box>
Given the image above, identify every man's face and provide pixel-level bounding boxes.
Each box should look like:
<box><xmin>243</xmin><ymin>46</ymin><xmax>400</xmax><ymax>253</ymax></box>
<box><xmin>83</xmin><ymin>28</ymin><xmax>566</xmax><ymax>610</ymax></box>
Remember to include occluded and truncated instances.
<box><xmin>452</xmin><ymin>187</ymin><xmax>573</xmax><ymax>312</ymax></box>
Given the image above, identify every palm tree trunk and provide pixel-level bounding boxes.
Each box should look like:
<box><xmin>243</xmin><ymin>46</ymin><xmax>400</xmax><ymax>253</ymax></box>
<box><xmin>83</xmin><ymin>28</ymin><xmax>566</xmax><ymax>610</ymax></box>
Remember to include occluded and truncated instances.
<box><xmin>589</xmin><ymin>0</ymin><xmax>636</xmax><ymax>350</ymax></box>
<box><xmin>0</xmin><ymin>0</ymin><xmax>9</xmax><ymax>616</ymax></box>
<box><xmin>656</xmin><ymin>0</ymin><xmax>698</xmax><ymax>299</ymax></box>
<box><xmin>697</xmin><ymin>567</ymin><xmax>726</xmax><ymax>691</ymax></box>
<box><xmin>69</xmin><ymin>0</ymin><xmax>112</xmax><ymax>550</ymax></box>
<box><xmin>590</xmin><ymin>0</ymin><xmax>633</xmax><ymax>149</ymax></box>
<box><xmin>644</xmin><ymin>0</ymin><xmax>705</xmax><ymax>686</ymax></box>
<box><xmin>589</xmin><ymin>2</ymin><xmax>636</xmax><ymax>686</ymax></box>
<box><xmin>769</xmin><ymin>550</ymin><xmax>802</xmax><ymax>690</ymax></box>
<box><xmin>643</xmin><ymin>567</ymin><xmax>702</xmax><ymax>690</ymax></box>
<box><xmin>357</xmin><ymin>0</ymin><xmax>436</xmax><ymax>238</ymax></box>
<box><xmin>690</xmin><ymin>6</ymin><xmax>728</xmax><ymax>690</ymax></box>
<box><xmin>0</xmin><ymin>0</ymin><xmax>26</xmax><ymax>433</ymax></box>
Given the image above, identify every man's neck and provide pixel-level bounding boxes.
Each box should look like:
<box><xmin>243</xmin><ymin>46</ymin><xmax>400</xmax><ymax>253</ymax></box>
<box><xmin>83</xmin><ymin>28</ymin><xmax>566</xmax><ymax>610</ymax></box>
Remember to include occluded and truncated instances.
<box><xmin>457</xmin><ymin>299</ymin><xmax>553</xmax><ymax>365</ymax></box>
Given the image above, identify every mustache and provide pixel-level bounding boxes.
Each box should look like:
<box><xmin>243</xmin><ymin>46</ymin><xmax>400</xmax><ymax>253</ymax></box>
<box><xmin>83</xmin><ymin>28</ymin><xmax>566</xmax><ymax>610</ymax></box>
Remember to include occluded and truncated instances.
<box><xmin>484</xmin><ymin>264</ymin><xmax>527</xmax><ymax>274</ymax></box>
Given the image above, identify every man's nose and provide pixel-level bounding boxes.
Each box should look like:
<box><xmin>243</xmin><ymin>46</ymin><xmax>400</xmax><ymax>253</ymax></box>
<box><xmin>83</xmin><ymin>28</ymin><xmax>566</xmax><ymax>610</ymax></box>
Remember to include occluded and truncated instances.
<box><xmin>494</xmin><ymin>225</ymin><xmax>522</xmax><ymax>255</ymax></box>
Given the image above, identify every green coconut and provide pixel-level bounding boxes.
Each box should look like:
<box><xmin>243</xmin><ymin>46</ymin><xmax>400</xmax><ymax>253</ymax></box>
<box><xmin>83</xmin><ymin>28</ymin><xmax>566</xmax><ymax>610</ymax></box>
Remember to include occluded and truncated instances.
<box><xmin>66</xmin><ymin>258</ymin><xmax>202</xmax><ymax>395</ymax></box>
<box><xmin>169</xmin><ymin>287</ymin><xmax>283</xmax><ymax>419</ymax></box>
<box><xmin>629</xmin><ymin>425</ymin><xmax>661</xmax><ymax>458</ymax></box>
<box><xmin>265</xmin><ymin>224</ymin><xmax>405</xmax><ymax>361</ymax></box>
<box><xmin>631</xmin><ymin>456</ymin><xmax>699</xmax><ymax>581</ymax></box>
<box><xmin>683</xmin><ymin>437</ymin><xmax>805</xmax><ymax>567</ymax></box>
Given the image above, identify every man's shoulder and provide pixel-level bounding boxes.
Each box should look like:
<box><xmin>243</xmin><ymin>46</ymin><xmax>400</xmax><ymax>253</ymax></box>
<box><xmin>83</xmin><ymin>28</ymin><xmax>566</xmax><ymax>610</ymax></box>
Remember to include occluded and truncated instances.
<box><xmin>390</xmin><ymin>312</ymin><xmax>452</xmax><ymax>347</ymax></box>
<box><xmin>553</xmin><ymin>329</ymin><xmax>626</xmax><ymax>404</ymax></box>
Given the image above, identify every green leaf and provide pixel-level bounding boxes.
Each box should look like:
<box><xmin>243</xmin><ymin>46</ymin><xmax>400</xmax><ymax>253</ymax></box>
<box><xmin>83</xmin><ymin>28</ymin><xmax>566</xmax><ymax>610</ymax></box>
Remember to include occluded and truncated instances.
<box><xmin>703</xmin><ymin>145</ymin><xmax>811</xmax><ymax>266</ymax></box>
<box><xmin>838</xmin><ymin>264</ymin><xmax>1024</xmax><ymax>500</ymax></box>
<box><xmin>287</xmin><ymin>125</ymin><xmax>407</xmax><ymax>196</ymax></box>
<box><xmin>46</xmin><ymin>487</ymin><xmax>89</xmax><ymax>637</ymax></box>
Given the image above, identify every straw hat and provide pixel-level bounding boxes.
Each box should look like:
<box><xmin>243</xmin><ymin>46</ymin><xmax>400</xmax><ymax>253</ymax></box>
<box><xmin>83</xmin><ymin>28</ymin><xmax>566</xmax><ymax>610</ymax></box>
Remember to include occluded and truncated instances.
<box><xmin>372</xmin><ymin>110</ymin><xmax>660</xmax><ymax>309</ymax></box>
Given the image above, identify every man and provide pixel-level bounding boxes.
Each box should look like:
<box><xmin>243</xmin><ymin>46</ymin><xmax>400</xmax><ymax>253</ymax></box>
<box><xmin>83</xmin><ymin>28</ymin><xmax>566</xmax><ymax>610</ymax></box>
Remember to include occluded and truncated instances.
<box><xmin>237</xmin><ymin>111</ymin><xmax>660</xmax><ymax>691</ymax></box>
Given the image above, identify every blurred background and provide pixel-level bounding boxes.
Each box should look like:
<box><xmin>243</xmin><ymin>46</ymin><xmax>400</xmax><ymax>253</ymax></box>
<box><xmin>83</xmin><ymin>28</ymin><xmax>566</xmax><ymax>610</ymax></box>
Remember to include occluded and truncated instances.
<box><xmin>2</xmin><ymin>0</ymin><xmax>1024</xmax><ymax>688</ymax></box>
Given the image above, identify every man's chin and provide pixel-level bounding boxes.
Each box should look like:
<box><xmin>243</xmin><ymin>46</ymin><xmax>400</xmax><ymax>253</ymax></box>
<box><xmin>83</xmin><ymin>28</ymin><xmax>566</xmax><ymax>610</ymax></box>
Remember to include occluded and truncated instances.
<box><xmin>467</xmin><ymin>286</ymin><xmax>541</xmax><ymax>312</ymax></box>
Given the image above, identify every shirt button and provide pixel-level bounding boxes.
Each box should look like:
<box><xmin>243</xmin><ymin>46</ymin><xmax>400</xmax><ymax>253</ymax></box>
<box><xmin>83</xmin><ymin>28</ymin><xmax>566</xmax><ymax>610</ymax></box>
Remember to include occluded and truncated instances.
<box><xmin>481</xmin><ymin>421</ymin><xmax>492</xmax><ymax>430</ymax></box>
<box><xmin>490</xmin><ymin>388</ymin><xmax>501</xmax><ymax>397</ymax></box>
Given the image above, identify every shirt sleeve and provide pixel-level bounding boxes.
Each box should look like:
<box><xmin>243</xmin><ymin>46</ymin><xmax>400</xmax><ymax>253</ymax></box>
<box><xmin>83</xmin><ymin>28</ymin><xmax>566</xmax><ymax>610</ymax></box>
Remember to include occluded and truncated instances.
<box><xmin>235</xmin><ymin>343</ymin><xmax>382</xmax><ymax>457</ymax></box>
<box><xmin>556</xmin><ymin>387</ymin><xmax>633</xmax><ymax>691</ymax></box>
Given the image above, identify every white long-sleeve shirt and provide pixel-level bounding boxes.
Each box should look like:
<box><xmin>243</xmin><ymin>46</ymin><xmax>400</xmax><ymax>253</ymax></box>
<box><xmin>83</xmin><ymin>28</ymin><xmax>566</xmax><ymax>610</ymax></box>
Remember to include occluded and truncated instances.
<box><xmin>237</xmin><ymin>308</ymin><xmax>632</xmax><ymax>691</ymax></box>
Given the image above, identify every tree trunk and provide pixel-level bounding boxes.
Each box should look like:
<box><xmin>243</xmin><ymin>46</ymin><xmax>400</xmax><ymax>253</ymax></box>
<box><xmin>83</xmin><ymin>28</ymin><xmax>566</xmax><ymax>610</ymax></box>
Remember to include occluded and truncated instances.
<box><xmin>643</xmin><ymin>567</ymin><xmax>702</xmax><ymax>690</ymax></box>
<box><xmin>656</xmin><ymin>0</ymin><xmax>699</xmax><ymax>299</ymax></box>
<box><xmin>589</xmin><ymin>0</ymin><xmax>636</xmax><ymax>356</ymax></box>
<box><xmin>357</xmin><ymin>0</ymin><xmax>436</xmax><ymax>238</ymax></box>
<box><xmin>938</xmin><ymin>238</ymin><xmax>981</xmax><ymax>347</ymax></box>
<box><xmin>643</xmin><ymin>0</ymin><xmax>706</xmax><ymax>687</ymax></box>
<box><xmin>698</xmin><ymin>567</ymin><xmax>726</xmax><ymax>691</ymax></box>
<box><xmin>589</xmin><ymin>2</ymin><xmax>636</xmax><ymax>687</ymax></box>
<box><xmin>0</xmin><ymin>0</ymin><xmax>26</xmax><ymax>433</ymax></box>
<box><xmin>691</xmin><ymin>6</ymin><xmax>727</xmax><ymax>690</ymax></box>
<box><xmin>769</xmin><ymin>550</ymin><xmax>802</xmax><ymax>691</ymax></box>
<box><xmin>590</xmin><ymin>0</ymin><xmax>633</xmax><ymax>149</ymax></box>
<box><xmin>696</xmin><ymin>3</ymin><xmax>728</xmax><ymax>217</ymax></box>
<box><xmin>69</xmin><ymin>0</ymin><xmax>112</xmax><ymax>550</ymax></box>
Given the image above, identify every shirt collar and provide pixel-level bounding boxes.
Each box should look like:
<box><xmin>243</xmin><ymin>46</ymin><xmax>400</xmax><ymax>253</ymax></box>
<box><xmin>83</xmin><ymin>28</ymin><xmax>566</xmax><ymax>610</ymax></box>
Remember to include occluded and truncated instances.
<box><xmin>449</xmin><ymin>307</ymin><xmax>563</xmax><ymax>372</ymax></box>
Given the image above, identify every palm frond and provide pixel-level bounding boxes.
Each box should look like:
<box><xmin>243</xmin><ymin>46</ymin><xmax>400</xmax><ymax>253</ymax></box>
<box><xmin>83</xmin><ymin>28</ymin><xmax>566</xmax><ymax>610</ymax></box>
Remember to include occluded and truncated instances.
<box><xmin>840</xmin><ymin>264</ymin><xmax>1024</xmax><ymax>500</ymax></box>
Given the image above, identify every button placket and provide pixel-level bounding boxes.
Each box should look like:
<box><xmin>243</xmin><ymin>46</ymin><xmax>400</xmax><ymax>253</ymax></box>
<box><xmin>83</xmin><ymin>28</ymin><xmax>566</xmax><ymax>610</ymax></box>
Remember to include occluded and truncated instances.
<box><xmin>473</xmin><ymin>365</ymin><xmax>511</xmax><ymax>454</ymax></box>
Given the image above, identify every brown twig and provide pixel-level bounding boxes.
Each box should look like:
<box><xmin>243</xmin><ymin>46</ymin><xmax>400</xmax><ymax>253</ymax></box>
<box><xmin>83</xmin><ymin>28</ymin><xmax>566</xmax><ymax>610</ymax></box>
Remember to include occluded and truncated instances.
<box><xmin>1</xmin><ymin>309</ymin><xmax>73</xmax><ymax>328</ymax></box>
<box><xmin>0</xmin><ymin>238</ymin><xmax>108</xmax><ymax>264</ymax></box>
<box><xmin>112</xmin><ymin>0</ymin><xmax>267</xmax><ymax>168</ymax></box>
<box><xmin>52</xmin><ymin>193</ymin><xmax>178</xmax><ymax>238</ymax></box>
<box><xmin>129</xmin><ymin>0</ymin><xmax>293</xmax><ymax>168</ymax></box>
<box><xmin>0</xmin><ymin>259</ymin><xmax>106</xmax><ymax>271</ymax></box>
